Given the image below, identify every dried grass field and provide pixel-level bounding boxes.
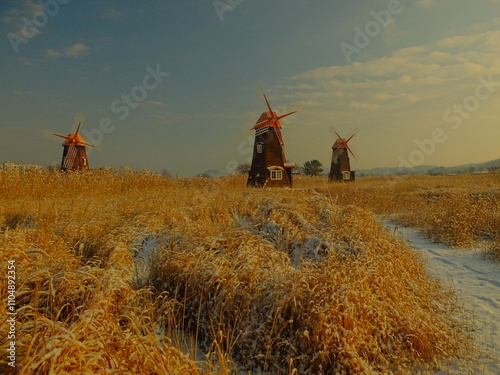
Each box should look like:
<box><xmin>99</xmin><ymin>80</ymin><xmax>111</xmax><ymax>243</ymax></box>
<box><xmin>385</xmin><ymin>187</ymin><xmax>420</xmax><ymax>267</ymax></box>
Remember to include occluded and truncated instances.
<box><xmin>1</xmin><ymin>171</ymin><xmax>499</xmax><ymax>374</ymax></box>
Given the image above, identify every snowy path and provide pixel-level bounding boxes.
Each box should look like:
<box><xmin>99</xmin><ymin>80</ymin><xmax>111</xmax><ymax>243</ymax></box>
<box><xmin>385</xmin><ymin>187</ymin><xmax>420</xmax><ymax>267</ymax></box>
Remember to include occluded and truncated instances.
<box><xmin>386</xmin><ymin>222</ymin><xmax>500</xmax><ymax>374</ymax></box>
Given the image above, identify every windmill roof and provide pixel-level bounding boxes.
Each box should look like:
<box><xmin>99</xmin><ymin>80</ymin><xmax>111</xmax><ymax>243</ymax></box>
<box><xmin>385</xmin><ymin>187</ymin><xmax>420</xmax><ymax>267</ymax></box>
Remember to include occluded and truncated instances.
<box><xmin>63</xmin><ymin>133</ymin><xmax>88</xmax><ymax>146</ymax></box>
<box><xmin>267</xmin><ymin>165</ymin><xmax>285</xmax><ymax>171</ymax></box>
<box><xmin>251</xmin><ymin>111</ymin><xmax>283</xmax><ymax>130</ymax></box>
<box><xmin>332</xmin><ymin>138</ymin><xmax>346</xmax><ymax>149</ymax></box>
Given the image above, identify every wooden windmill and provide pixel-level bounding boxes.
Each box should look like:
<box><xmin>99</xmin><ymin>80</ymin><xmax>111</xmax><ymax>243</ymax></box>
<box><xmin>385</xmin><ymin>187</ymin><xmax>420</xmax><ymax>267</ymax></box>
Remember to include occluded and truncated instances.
<box><xmin>45</xmin><ymin>113</ymin><xmax>96</xmax><ymax>171</ymax></box>
<box><xmin>328</xmin><ymin>130</ymin><xmax>357</xmax><ymax>182</ymax></box>
<box><xmin>247</xmin><ymin>95</ymin><xmax>297</xmax><ymax>188</ymax></box>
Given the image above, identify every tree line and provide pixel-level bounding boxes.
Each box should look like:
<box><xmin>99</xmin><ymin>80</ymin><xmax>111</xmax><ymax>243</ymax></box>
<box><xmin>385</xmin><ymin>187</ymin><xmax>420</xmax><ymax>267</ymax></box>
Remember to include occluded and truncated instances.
<box><xmin>237</xmin><ymin>160</ymin><xmax>324</xmax><ymax>176</ymax></box>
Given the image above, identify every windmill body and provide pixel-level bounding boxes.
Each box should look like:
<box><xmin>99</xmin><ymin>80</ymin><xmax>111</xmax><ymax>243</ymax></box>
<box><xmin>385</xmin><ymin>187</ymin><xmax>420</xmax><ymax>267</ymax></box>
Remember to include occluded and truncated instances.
<box><xmin>328</xmin><ymin>133</ymin><xmax>357</xmax><ymax>182</ymax></box>
<box><xmin>60</xmin><ymin>133</ymin><xmax>90</xmax><ymax>171</ymax></box>
<box><xmin>247</xmin><ymin>95</ymin><xmax>296</xmax><ymax>188</ymax></box>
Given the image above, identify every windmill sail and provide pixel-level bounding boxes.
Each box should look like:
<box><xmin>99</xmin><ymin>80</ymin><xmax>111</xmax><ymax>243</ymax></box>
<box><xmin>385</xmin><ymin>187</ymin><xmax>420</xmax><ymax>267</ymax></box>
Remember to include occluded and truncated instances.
<box><xmin>63</xmin><ymin>144</ymin><xmax>78</xmax><ymax>170</ymax></box>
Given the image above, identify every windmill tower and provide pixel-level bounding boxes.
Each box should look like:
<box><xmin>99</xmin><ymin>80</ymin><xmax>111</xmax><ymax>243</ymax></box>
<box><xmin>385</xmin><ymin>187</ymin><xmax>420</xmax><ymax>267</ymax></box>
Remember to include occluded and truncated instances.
<box><xmin>45</xmin><ymin>113</ymin><xmax>95</xmax><ymax>171</ymax></box>
<box><xmin>247</xmin><ymin>95</ymin><xmax>297</xmax><ymax>188</ymax></box>
<box><xmin>328</xmin><ymin>130</ymin><xmax>357</xmax><ymax>182</ymax></box>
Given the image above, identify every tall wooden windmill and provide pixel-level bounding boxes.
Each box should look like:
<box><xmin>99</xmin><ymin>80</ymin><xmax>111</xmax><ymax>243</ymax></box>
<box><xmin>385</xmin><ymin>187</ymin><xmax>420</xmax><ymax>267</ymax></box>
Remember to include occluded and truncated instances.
<box><xmin>45</xmin><ymin>113</ymin><xmax>96</xmax><ymax>171</ymax></box>
<box><xmin>328</xmin><ymin>130</ymin><xmax>357</xmax><ymax>182</ymax></box>
<box><xmin>247</xmin><ymin>95</ymin><xmax>296</xmax><ymax>188</ymax></box>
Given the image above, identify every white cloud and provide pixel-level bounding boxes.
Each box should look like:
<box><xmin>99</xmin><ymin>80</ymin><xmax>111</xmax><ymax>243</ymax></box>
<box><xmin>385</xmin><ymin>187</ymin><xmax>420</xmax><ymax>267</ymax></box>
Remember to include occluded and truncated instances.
<box><xmin>14</xmin><ymin>89</ymin><xmax>33</xmax><ymax>96</ymax></box>
<box><xmin>153</xmin><ymin>111</ymin><xmax>192</xmax><ymax>126</ymax></box>
<box><xmin>415</xmin><ymin>0</ymin><xmax>435</xmax><ymax>8</ymax></box>
<box><xmin>137</xmin><ymin>101</ymin><xmax>167</xmax><ymax>108</ymax></box>
<box><xmin>18</xmin><ymin>56</ymin><xmax>36</xmax><ymax>66</ymax></box>
<box><xmin>273</xmin><ymin>30</ymin><xmax>500</xmax><ymax>168</ymax></box>
<box><xmin>100</xmin><ymin>7</ymin><xmax>127</xmax><ymax>22</ymax></box>
<box><xmin>286</xmin><ymin>31</ymin><xmax>500</xmax><ymax>103</ymax></box>
<box><xmin>46</xmin><ymin>43</ymin><xmax>90</xmax><ymax>58</ymax></box>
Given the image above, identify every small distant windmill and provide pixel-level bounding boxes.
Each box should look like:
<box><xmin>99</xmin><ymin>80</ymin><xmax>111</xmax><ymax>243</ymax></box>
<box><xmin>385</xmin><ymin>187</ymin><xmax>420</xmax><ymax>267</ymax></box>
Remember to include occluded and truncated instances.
<box><xmin>328</xmin><ymin>129</ymin><xmax>357</xmax><ymax>182</ymax></box>
<box><xmin>247</xmin><ymin>94</ymin><xmax>297</xmax><ymax>188</ymax></box>
<box><xmin>44</xmin><ymin>113</ymin><xmax>97</xmax><ymax>171</ymax></box>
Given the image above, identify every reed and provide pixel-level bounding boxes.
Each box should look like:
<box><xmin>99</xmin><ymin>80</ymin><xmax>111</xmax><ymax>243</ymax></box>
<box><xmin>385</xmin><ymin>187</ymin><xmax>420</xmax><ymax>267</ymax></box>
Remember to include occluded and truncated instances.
<box><xmin>0</xmin><ymin>171</ymin><xmax>483</xmax><ymax>374</ymax></box>
<box><xmin>309</xmin><ymin>173</ymin><xmax>500</xmax><ymax>260</ymax></box>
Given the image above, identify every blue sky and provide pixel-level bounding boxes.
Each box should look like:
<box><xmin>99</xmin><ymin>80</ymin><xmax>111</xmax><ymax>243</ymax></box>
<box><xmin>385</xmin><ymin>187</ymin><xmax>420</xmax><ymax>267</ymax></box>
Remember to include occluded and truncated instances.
<box><xmin>1</xmin><ymin>0</ymin><xmax>499</xmax><ymax>175</ymax></box>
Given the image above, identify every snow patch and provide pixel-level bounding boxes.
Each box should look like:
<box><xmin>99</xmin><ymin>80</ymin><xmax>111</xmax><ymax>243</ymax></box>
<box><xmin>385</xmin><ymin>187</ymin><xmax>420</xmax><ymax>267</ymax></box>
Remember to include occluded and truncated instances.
<box><xmin>130</xmin><ymin>235</ymin><xmax>159</xmax><ymax>288</ymax></box>
<box><xmin>385</xmin><ymin>222</ymin><xmax>500</xmax><ymax>375</ymax></box>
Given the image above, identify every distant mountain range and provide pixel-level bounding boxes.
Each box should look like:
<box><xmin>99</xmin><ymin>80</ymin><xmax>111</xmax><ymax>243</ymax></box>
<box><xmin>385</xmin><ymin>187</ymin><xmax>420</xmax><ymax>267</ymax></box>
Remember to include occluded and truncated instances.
<box><xmin>354</xmin><ymin>158</ymin><xmax>500</xmax><ymax>177</ymax></box>
<box><xmin>198</xmin><ymin>158</ymin><xmax>500</xmax><ymax>178</ymax></box>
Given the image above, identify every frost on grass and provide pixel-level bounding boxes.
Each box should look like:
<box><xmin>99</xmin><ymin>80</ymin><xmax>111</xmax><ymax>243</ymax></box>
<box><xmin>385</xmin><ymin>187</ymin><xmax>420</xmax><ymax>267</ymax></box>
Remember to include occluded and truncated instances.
<box><xmin>151</xmin><ymin>184</ymin><xmax>473</xmax><ymax>374</ymax></box>
<box><xmin>0</xmin><ymin>171</ymin><xmax>482</xmax><ymax>374</ymax></box>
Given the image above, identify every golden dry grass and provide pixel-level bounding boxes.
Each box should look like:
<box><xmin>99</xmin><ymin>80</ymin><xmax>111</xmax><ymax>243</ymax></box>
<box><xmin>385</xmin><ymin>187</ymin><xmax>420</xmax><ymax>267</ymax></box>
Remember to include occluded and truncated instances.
<box><xmin>307</xmin><ymin>173</ymin><xmax>500</xmax><ymax>260</ymax></box>
<box><xmin>0</xmin><ymin>171</ymin><xmax>486</xmax><ymax>374</ymax></box>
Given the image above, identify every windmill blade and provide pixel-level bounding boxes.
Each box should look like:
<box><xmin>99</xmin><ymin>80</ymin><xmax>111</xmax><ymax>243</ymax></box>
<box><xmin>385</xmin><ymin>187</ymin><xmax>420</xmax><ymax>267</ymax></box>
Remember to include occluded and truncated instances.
<box><xmin>255</xmin><ymin>84</ymin><xmax>267</xmax><ymax>97</ymax></box>
<box><xmin>93</xmin><ymin>142</ymin><xmax>103</xmax><ymax>151</ymax></box>
<box><xmin>263</xmin><ymin>94</ymin><xmax>274</xmax><ymax>116</ymax></box>
<box><xmin>331</xmin><ymin>147</ymin><xmax>345</xmax><ymax>161</ymax></box>
<box><xmin>276</xmin><ymin>101</ymin><xmax>302</xmax><ymax>128</ymax></box>
<box><xmin>252</xmin><ymin>111</ymin><xmax>295</xmax><ymax>129</ymax></box>
<box><xmin>80</xmin><ymin>137</ymin><xmax>103</xmax><ymax>150</ymax></box>
<box><xmin>292</xmin><ymin>100</ymin><xmax>307</xmax><ymax>113</ymax></box>
<box><xmin>345</xmin><ymin>131</ymin><xmax>357</xmax><ymax>143</ymax></box>
<box><xmin>273</xmin><ymin>126</ymin><xmax>284</xmax><ymax>145</ymax></box>
<box><xmin>331</xmin><ymin>143</ymin><xmax>359</xmax><ymax>162</ymax></box>
<box><xmin>71</xmin><ymin>113</ymin><xmax>85</xmax><ymax>134</ymax></box>
<box><xmin>53</xmin><ymin>133</ymin><xmax>71</xmax><ymax>140</ymax></box>
<box><xmin>345</xmin><ymin>127</ymin><xmax>360</xmax><ymax>143</ymax></box>
<box><xmin>44</xmin><ymin>129</ymin><xmax>71</xmax><ymax>143</ymax></box>
<box><xmin>44</xmin><ymin>112</ymin><xmax>85</xmax><ymax>143</ymax></box>
<box><xmin>79</xmin><ymin>141</ymin><xmax>95</xmax><ymax>148</ymax></box>
<box><xmin>63</xmin><ymin>144</ymin><xmax>78</xmax><ymax>170</ymax></box>
<box><xmin>329</xmin><ymin>127</ymin><xmax>359</xmax><ymax>156</ymax></box>
<box><xmin>263</xmin><ymin>107</ymin><xmax>296</xmax><ymax>129</ymax></box>
<box><xmin>346</xmin><ymin>143</ymin><xmax>360</xmax><ymax>161</ymax></box>
<box><xmin>263</xmin><ymin>94</ymin><xmax>298</xmax><ymax>122</ymax></box>
<box><xmin>276</xmin><ymin>110</ymin><xmax>297</xmax><ymax>121</ymax></box>
<box><xmin>328</xmin><ymin>127</ymin><xmax>344</xmax><ymax>142</ymax></box>
<box><xmin>346</xmin><ymin>145</ymin><xmax>358</xmax><ymax>161</ymax></box>
<box><xmin>74</xmin><ymin>122</ymin><xmax>82</xmax><ymax>137</ymax></box>
<box><xmin>45</xmin><ymin>129</ymin><xmax>103</xmax><ymax>150</ymax></box>
<box><xmin>255</xmin><ymin>85</ymin><xmax>270</xmax><ymax>111</ymax></box>
<box><xmin>345</xmin><ymin>127</ymin><xmax>360</xmax><ymax>160</ymax></box>
<box><xmin>250</xmin><ymin>92</ymin><xmax>299</xmax><ymax>133</ymax></box>
<box><xmin>329</xmin><ymin>126</ymin><xmax>359</xmax><ymax>140</ymax></box>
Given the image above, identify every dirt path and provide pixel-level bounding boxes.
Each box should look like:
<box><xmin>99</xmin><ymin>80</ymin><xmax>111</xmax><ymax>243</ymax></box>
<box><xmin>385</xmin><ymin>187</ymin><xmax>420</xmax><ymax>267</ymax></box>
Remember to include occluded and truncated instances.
<box><xmin>386</xmin><ymin>222</ymin><xmax>500</xmax><ymax>374</ymax></box>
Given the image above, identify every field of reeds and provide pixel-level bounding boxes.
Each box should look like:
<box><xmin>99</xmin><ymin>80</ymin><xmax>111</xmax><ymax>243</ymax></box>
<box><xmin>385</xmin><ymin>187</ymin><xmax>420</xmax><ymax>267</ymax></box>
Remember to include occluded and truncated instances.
<box><xmin>313</xmin><ymin>173</ymin><xmax>500</xmax><ymax>261</ymax></box>
<box><xmin>2</xmin><ymin>171</ymin><xmax>496</xmax><ymax>374</ymax></box>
